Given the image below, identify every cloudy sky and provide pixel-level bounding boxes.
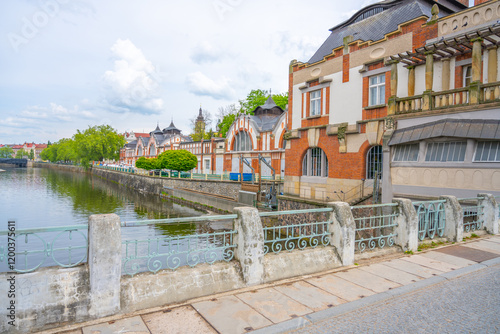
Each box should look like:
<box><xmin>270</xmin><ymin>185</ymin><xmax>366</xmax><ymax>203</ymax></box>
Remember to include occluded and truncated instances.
<box><xmin>0</xmin><ymin>0</ymin><xmax>382</xmax><ymax>144</ymax></box>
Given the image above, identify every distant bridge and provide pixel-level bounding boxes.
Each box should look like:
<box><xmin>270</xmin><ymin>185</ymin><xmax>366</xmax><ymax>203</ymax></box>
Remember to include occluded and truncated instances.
<box><xmin>0</xmin><ymin>158</ymin><xmax>27</xmax><ymax>167</ymax></box>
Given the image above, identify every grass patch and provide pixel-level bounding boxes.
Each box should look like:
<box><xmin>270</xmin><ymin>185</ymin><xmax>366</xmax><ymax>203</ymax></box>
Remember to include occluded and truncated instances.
<box><xmin>404</xmin><ymin>250</ymin><xmax>414</xmax><ymax>255</ymax></box>
<box><xmin>418</xmin><ymin>240</ymin><xmax>447</xmax><ymax>251</ymax></box>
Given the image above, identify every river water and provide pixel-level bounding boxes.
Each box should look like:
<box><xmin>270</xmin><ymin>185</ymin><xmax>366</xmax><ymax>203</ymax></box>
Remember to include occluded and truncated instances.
<box><xmin>0</xmin><ymin>167</ymin><xmax>218</xmax><ymax>274</ymax></box>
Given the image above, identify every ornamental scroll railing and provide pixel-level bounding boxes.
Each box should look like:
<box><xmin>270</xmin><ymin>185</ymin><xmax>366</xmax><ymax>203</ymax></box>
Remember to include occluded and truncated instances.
<box><xmin>121</xmin><ymin>215</ymin><xmax>237</xmax><ymax>277</ymax></box>
<box><xmin>0</xmin><ymin>225</ymin><xmax>88</xmax><ymax>273</ymax></box>
<box><xmin>458</xmin><ymin>197</ymin><xmax>484</xmax><ymax>233</ymax></box>
<box><xmin>413</xmin><ymin>200</ymin><xmax>446</xmax><ymax>241</ymax></box>
<box><xmin>351</xmin><ymin>203</ymin><xmax>399</xmax><ymax>253</ymax></box>
<box><xmin>259</xmin><ymin>208</ymin><xmax>332</xmax><ymax>255</ymax></box>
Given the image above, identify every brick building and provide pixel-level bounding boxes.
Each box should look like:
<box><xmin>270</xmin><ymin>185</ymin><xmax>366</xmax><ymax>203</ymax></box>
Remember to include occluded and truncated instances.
<box><xmin>283</xmin><ymin>0</ymin><xmax>497</xmax><ymax>202</ymax></box>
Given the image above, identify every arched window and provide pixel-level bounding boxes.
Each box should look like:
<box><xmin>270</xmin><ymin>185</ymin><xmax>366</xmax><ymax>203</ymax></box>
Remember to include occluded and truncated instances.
<box><xmin>137</xmin><ymin>146</ymin><xmax>143</xmax><ymax>156</ymax></box>
<box><xmin>302</xmin><ymin>148</ymin><xmax>328</xmax><ymax>177</ymax></box>
<box><xmin>149</xmin><ymin>144</ymin><xmax>156</xmax><ymax>156</ymax></box>
<box><xmin>366</xmin><ymin>145</ymin><xmax>382</xmax><ymax>179</ymax></box>
<box><xmin>234</xmin><ymin>131</ymin><xmax>252</xmax><ymax>151</ymax></box>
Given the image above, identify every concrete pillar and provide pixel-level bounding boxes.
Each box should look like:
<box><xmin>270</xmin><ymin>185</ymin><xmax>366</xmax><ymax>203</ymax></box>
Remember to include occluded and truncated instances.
<box><xmin>478</xmin><ymin>193</ymin><xmax>499</xmax><ymax>234</ymax></box>
<box><xmin>390</xmin><ymin>61</ymin><xmax>398</xmax><ymax>96</ymax></box>
<box><xmin>408</xmin><ymin>66</ymin><xmax>415</xmax><ymax>97</ymax></box>
<box><xmin>88</xmin><ymin>214</ymin><xmax>122</xmax><ymax>318</ymax></box>
<box><xmin>392</xmin><ymin>198</ymin><xmax>418</xmax><ymax>252</ymax></box>
<box><xmin>439</xmin><ymin>195</ymin><xmax>463</xmax><ymax>242</ymax></box>
<box><xmin>472</xmin><ymin>38</ymin><xmax>483</xmax><ymax>83</ymax></box>
<box><xmin>425</xmin><ymin>52</ymin><xmax>434</xmax><ymax>91</ymax></box>
<box><xmin>488</xmin><ymin>47</ymin><xmax>497</xmax><ymax>83</ymax></box>
<box><xmin>442</xmin><ymin>59</ymin><xmax>451</xmax><ymax>91</ymax></box>
<box><xmin>327</xmin><ymin>202</ymin><xmax>355</xmax><ymax>266</ymax></box>
<box><xmin>233</xmin><ymin>207</ymin><xmax>265</xmax><ymax>285</ymax></box>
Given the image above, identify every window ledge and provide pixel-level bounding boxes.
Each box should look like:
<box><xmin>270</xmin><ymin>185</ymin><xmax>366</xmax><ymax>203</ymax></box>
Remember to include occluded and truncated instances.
<box><xmin>303</xmin><ymin>114</ymin><xmax>325</xmax><ymax>120</ymax></box>
<box><xmin>364</xmin><ymin>104</ymin><xmax>386</xmax><ymax>110</ymax></box>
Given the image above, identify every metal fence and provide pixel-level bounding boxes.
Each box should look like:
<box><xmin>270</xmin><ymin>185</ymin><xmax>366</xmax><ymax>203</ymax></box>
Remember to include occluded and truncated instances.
<box><xmin>458</xmin><ymin>197</ymin><xmax>484</xmax><ymax>232</ymax></box>
<box><xmin>351</xmin><ymin>203</ymin><xmax>399</xmax><ymax>252</ymax></box>
<box><xmin>259</xmin><ymin>208</ymin><xmax>333</xmax><ymax>254</ymax></box>
<box><xmin>0</xmin><ymin>225</ymin><xmax>88</xmax><ymax>273</ymax></box>
<box><xmin>413</xmin><ymin>200</ymin><xmax>446</xmax><ymax>240</ymax></box>
<box><xmin>121</xmin><ymin>215</ymin><xmax>237</xmax><ymax>277</ymax></box>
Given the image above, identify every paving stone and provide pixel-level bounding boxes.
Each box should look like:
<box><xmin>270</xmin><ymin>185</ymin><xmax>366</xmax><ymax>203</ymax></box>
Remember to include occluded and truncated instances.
<box><xmin>333</xmin><ymin>268</ymin><xmax>401</xmax><ymax>293</ymax></box>
<box><xmin>274</xmin><ymin>281</ymin><xmax>345</xmax><ymax>311</ymax></box>
<box><xmin>402</xmin><ymin>254</ymin><xmax>458</xmax><ymax>272</ymax></box>
<box><xmin>192</xmin><ymin>295</ymin><xmax>272</xmax><ymax>334</ymax></box>
<box><xmin>236</xmin><ymin>287</ymin><xmax>312</xmax><ymax>323</ymax></box>
<box><xmin>485</xmin><ymin>237</ymin><xmax>500</xmax><ymax>244</ymax></box>
<box><xmin>434</xmin><ymin>245</ymin><xmax>498</xmax><ymax>262</ymax></box>
<box><xmin>142</xmin><ymin>305</ymin><xmax>216</xmax><ymax>334</ymax></box>
<box><xmin>463</xmin><ymin>240</ymin><xmax>500</xmax><ymax>255</ymax></box>
<box><xmin>57</xmin><ymin>330</ymin><xmax>83</xmax><ymax>334</ymax></box>
<box><xmin>383</xmin><ymin>258</ymin><xmax>444</xmax><ymax>278</ymax></box>
<box><xmin>358</xmin><ymin>263</ymin><xmax>422</xmax><ymax>285</ymax></box>
<box><xmin>82</xmin><ymin>316</ymin><xmax>149</xmax><ymax>334</ymax></box>
<box><xmin>420</xmin><ymin>251</ymin><xmax>477</xmax><ymax>268</ymax></box>
<box><xmin>306</xmin><ymin>274</ymin><xmax>375</xmax><ymax>302</ymax></box>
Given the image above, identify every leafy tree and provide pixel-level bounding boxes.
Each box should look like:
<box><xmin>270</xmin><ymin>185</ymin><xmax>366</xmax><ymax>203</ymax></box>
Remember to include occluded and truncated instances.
<box><xmin>41</xmin><ymin>143</ymin><xmax>59</xmax><ymax>162</ymax></box>
<box><xmin>190</xmin><ymin>109</ymin><xmax>213</xmax><ymax>141</ymax></box>
<box><xmin>15</xmin><ymin>149</ymin><xmax>27</xmax><ymax>159</ymax></box>
<box><xmin>56</xmin><ymin>138</ymin><xmax>76</xmax><ymax>162</ymax></box>
<box><xmin>0</xmin><ymin>146</ymin><xmax>14</xmax><ymax>158</ymax></box>
<box><xmin>28</xmin><ymin>150</ymin><xmax>35</xmax><ymax>160</ymax></box>
<box><xmin>239</xmin><ymin>89</ymin><xmax>288</xmax><ymax>114</ymax></box>
<box><xmin>217</xmin><ymin>113</ymin><xmax>236</xmax><ymax>138</ymax></box>
<box><xmin>157</xmin><ymin>150</ymin><xmax>197</xmax><ymax>172</ymax></box>
<box><xmin>73</xmin><ymin>125</ymin><xmax>126</xmax><ymax>167</ymax></box>
<box><xmin>135</xmin><ymin>157</ymin><xmax>158</xmax><ymax>170</ymax></box>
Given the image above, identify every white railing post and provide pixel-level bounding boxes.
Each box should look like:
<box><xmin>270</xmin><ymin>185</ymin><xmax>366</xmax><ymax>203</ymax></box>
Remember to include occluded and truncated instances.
<box><xmin>327</xmin><ymin>202</ymin><xmax>355</xmax><ymax>266</ymax></box>
<box><xmin>393</xmin><ymin>198</ymin><xmax>418</xmax><ymax>252</ymax></box>
<box><xmin>439</xmin><ymin>195</ymin><xmax>463</xmax><ymax>242</ymax></box>
<box><xmin>478</xmin><ymin>193</ymin><xmax>499</xmax><ymax>234</ymax></box>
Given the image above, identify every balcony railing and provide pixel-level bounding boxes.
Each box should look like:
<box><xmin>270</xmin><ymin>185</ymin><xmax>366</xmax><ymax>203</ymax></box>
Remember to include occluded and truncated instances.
<box><xmin>394</xmin><ymin>82</ymin><xmax>500</xmax><ymax>114</ymax></box>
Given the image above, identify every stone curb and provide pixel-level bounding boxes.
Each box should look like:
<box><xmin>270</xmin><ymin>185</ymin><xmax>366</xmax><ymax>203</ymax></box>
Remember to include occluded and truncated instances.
<box><xmin>251</xmin><ymin>260</ymin><xmax>498</xmax><ymax>333</ymax></box>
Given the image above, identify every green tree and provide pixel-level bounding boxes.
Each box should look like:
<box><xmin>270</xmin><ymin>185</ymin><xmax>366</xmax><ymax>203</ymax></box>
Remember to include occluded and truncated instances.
<box><xmin>73</xmin><ymin>125</ymin><xmax>126</xmax><ymax>167</ymax></box>
<box><xmin>56</xmin><ymin>138</ymin><xmax>76</xmax><ymax>163</ymax></box>
<box><xmin>239</xmin><ymin>89</ymin><xmax>288</xmax><ymax>114</ymax></box>
<box><xmin>28</xmin><ymin>150</ymin><xmax>35</xmax><ymax>160</ymax></box>
<box><xmin>41</xmin><ymin>143</ymin><xmax>59</xmax><ymax>162</ymax></box>
<box><xmin>157</xmin><ymin>150</ymin><xmax>197</xmax><ymax>172</ymax></box>
<box><xmin>15</xmin><ymin>149</ymin><xmax>27</xmax><ymax>159</ymax></box>
<box><xmin>0</xmin><ymin>146</ymin><xmax>14</xmax><ymax>158</ymax></box>
<box><xmin>135</xmin><ymin>157</ymin><xmax>158</xmax><ymax>170</ymax></box>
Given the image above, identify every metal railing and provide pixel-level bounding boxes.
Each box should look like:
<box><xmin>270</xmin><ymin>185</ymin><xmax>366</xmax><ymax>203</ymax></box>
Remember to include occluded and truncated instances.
<box><xmin>458</xmin><ymin>197</ymin><xmax>484</xmax><ymax>233</ymax></box>
<box><xmin>259</xmin><ymin>208</ymin><xmax>333</xmax><ymax>254</ymax></box>
<box><xmin>121</xmin><ymin>215</ymin><xmax>237</xmax><ymax>277</ymax></box>
<box><xmin>351</xmin><ymin>203</ymin><xmax>399</xmax><ymax>252</ymax></box>
<box><xmin>0</xmin><ymin>225</ymin><xmax>88</xmax><ymax>273</ymax></box>
<box><xmin>413</xmin><ymin>200</ymin><xmax>446</xmax><ymax>241</ymax></box>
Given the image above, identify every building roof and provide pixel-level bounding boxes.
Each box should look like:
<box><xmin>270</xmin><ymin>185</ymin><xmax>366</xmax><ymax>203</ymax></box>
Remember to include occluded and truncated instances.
<box><xmin>389</xmin><ymin>119</ymin><xmax>500</xmax><ymax>145</ymax></box>
<box><xmin>163</xmin><ymin>120</ymin><xmax>182</xmax><ymax>134</ymax></box>
<box><xmin>308</xmin><ymin>0</ymin><xmax>465</xmax><ymax>64</ymax></box>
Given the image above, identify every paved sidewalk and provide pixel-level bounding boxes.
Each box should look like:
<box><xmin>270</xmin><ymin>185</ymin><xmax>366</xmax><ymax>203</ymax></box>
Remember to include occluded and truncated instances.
<box><xmin>38</xmin><ymin>236</ymin><xmax>500</xmax><ymax>334</ymax></box>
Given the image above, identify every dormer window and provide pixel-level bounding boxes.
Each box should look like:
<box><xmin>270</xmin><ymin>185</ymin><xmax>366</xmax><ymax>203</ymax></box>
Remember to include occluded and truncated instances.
<box><xmin>353</xmin><ymin>6</ymin><xmax>384</xmax><ymax>24</ymax></box>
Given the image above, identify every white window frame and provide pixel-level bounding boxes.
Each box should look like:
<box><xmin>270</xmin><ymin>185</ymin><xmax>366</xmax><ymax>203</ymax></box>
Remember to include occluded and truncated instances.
<box><xmin>474</xmin><ymin>141</ymin><xmax>500</xmax><ymax>162</ymax></box>
<box><xmin>369</xmin><ymin>74</ymin><xmax>386</xmax><ymax>106</ymax></box>
<box><xmin>302</xmin><ymin>147</ymin><xmax>328</xmax><ymax>177</ymax></box>
<box><xmin>204</xmin><ymin>158</ymin><xmax>211</xmax><ymax>171</ymax></box>
<box><xmin>392</xmin><ymin>144</ymin><xmax>419</xmax><ymax>162</ymax></box>
<box><xmin>425</xmin><ymin>141</ymin><xmax>467</xmax><ymax>162</ymax></box>
<box><xmin>234</xmin><ymin>131</ymin><xmax>252</xmax><ymax>151</ymax></box>
<box><xmin>463</xmin><ymin>65</ymin><xmax>472</xmax><ymax>87</ymax></box>
<box><xmin>310</xmin><ymin>90</ymin><xmax>321</xmax><ymax>116</ymax></box>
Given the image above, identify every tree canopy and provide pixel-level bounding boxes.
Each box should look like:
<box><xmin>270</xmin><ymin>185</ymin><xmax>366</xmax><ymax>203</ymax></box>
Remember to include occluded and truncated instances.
<box><xmin>135</xmin><ymin>157</ymin><xmax>158</xmax><ymax>170</ymax></box>
<box><xmin>39</xmin><ymin>124</ymin><xmax>125</xmax><ymax>167</ymax></box>
<box><xmin>15</xmin><ymin>149</ymin><xmax>27</xmax><ymax>159</ymax></box>
<box><xmin>215</xmin><ymin>89</ymin><xmax>288</xmax><ymax>137</ymax></box>
<box><xmin>0</xmin><ymin>146</ymin><xmax>14</xmax><ymax>158</ymax></box>
<box><xmin>157</xmin><ymin>150</ymin><xmax>197</xmax><ymax>172</ymax></box>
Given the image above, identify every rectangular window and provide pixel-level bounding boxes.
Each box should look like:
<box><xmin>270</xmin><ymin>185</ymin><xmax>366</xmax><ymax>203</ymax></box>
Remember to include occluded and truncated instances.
<box><xmin>392</xmin><ymin>144</ymin><xmax>419</xmax><ymax>162</ymax></box>
<box><xmin>204</xmin><ymin>159</ymin><xmax>210</xmax><ymax>170</ymax></box>
<box><xmin>425</xmin><ymin>142</ymin><xmax>467</xmax><ymax>162</ymax></box>
<box><xmin>310</xmin><ymin>90</ymin><xmax>321</xmax><ymax>116</ymax></box>
<box><xmin>474</xmin><ymin>141</ymin><xmax>500</xmax><ymax>162</ymax></box>
<box><xmin>369</xmin><ymin>74</ymin><xmax>385</xmax><ymax>106</ymax></box>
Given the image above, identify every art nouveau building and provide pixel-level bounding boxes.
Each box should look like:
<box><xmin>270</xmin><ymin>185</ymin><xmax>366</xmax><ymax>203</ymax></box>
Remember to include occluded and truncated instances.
<box><xmin>224</xmin><ymin>96</ymin><xmax>287</xmax><ymax>179</ymax></box>
<box><xmin>285</xmin><ymin>0</ymin><xmax>499</xmax><ymax>202</ymax></box>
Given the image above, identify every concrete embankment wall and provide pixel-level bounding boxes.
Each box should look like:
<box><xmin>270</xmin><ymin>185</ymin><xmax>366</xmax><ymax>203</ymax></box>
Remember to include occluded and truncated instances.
<box><xmin>33</xmin><ymin>163</ymin><xmax>246</xmax><ymax>210</ymax></box>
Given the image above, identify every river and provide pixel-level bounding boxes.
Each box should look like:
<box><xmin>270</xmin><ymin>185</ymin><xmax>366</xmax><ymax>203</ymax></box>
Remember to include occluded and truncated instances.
<box><xmin>0</xmin><ymin>167</ymin><xmax>219</xmax><ymax>274</ymax></box>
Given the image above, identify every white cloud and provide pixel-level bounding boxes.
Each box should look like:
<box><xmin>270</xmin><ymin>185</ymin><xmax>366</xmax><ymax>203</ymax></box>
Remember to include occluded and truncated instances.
<box><xmin>102</xmin><ymin>39</ymin><xmax>164</xmax><ymax>115</ymax></box>
<box><xmin>191</xmin><ymin>41</ymin><xmax>224</xmax><ymax>64</ymax></box>
<box><xmin>186</xmin><ymin>71</ymin><xmax>235</xmax><ymax>100</ymax></box>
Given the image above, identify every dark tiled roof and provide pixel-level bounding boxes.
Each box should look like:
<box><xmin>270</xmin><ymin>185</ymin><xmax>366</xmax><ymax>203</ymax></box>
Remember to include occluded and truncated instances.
<box><xmin>308</xmin><ymin>0</ymin><xmax>459</xmax><ymax>64</ymax></box>
<box><xmin>389</xmin><ymin>119</ymin><xmax>500</xmax><ymax>145</ymax></box>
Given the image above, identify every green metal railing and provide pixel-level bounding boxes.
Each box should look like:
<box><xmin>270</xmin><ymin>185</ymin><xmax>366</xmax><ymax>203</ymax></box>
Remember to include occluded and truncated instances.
<box><xmin>351</xmin><ymin>203</ymin><xmax>399</xmax><ymax>252</ymax></box>
<box><xmin>121</xmin><ymin>215</ymin><xmax>237</xmax><ymax>277</ymax></box>
<box><xmin>459</xmin><ymin>197</ymin><xmax>484</xmax><ymax>232</ymax></box>
<box><xmin>413</xmin><ymin>200</ymin><xmax>446</xmax><ymax>240</ymax></box>
<box><xmin>0</xmin><ymin>225</ymin><xmax>88</xmax><ymax>273</ymax></box>
<box><xmin>259</xmin><ymin>208</ymin><xmax>333</xmax><ymax>254</ymax></box>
